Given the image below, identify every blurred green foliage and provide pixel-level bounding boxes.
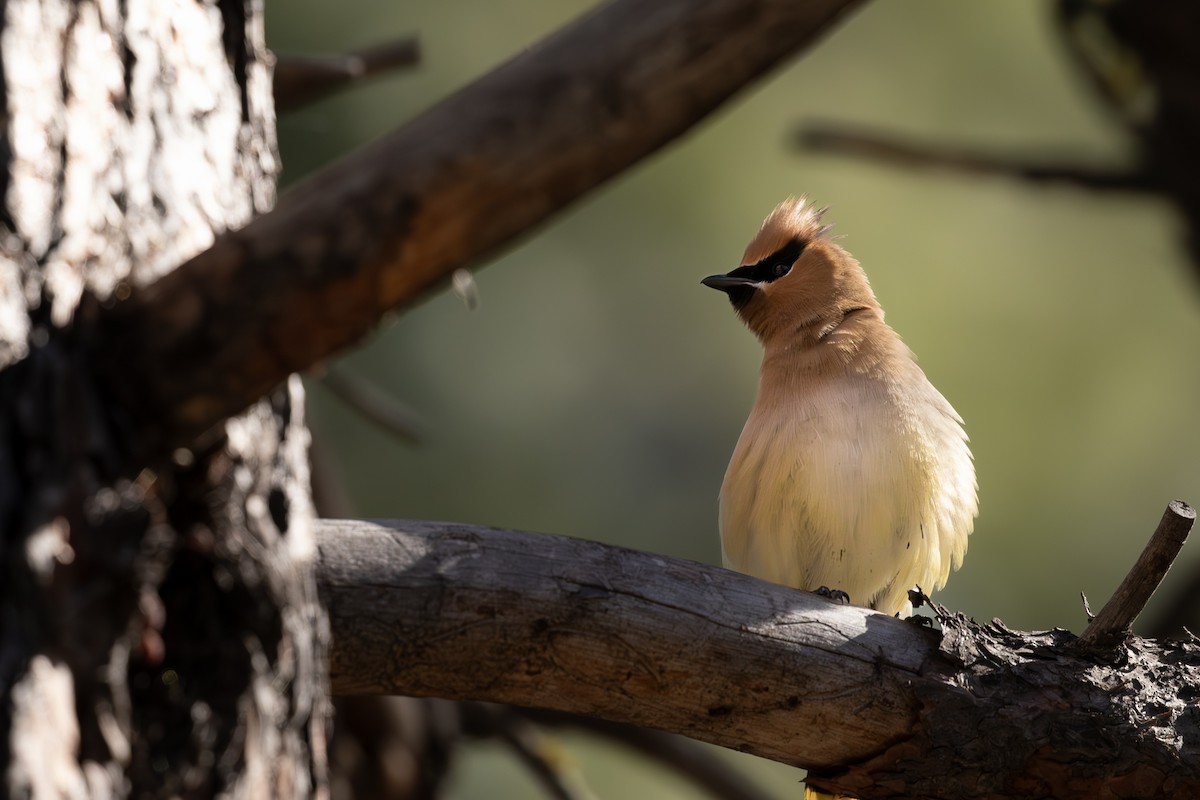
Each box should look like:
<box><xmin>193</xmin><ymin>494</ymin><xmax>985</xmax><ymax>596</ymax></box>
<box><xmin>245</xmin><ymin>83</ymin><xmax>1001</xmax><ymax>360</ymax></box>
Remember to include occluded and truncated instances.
<box><xmin>268</xmin><ymin>1</ymin><xmax>1200</xmax><ymax>796</ymax></box>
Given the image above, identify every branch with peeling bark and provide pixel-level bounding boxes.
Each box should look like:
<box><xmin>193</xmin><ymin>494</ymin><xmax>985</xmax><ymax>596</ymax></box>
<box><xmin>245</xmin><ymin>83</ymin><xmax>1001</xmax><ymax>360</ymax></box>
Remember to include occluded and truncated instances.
<box><xmin>318</xmin><ymin>508</ymin><xmax>1199</xmax><ymax>799</ymax></box>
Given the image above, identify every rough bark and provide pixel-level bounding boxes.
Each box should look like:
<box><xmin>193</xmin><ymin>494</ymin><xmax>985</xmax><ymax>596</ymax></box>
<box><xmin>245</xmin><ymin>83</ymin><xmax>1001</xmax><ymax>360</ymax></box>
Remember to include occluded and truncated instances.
<box><xmin>98</xmin><ymin>0</ymin><xmax>867</xmax><ymax>453</ymax></box>
<box><xmin>0</xmin><ymin>1</ymin><xmax>326</xmax><ymax>796</ymax></box>
<box><xmin>318</xmin><ymin>518</ymin><xmax>1200</xmax><ymax>800</ymax></box>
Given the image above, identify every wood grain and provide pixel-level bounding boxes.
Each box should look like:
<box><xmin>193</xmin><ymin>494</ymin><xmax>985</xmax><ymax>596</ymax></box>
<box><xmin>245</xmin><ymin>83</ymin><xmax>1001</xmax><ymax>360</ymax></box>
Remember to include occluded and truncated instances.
<box><xmin>317</xmin><ymin>518</ymin><xmax>941</xmax><ymax>770</ymax></box>
<box><xmin>317</xmin><ymin>518</ymin><xmax>1200</xmax><ymax>798</ymax></box>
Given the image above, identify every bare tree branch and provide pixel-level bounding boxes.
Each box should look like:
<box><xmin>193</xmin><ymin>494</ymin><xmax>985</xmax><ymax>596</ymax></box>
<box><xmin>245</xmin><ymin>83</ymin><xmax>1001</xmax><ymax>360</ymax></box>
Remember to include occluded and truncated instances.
<box><xmin>797</xmin><ymin>122</ymin><xmax>1157</xmax><ymax>192</ymax></box>
<box><xmin>318</xmin><ymin>367</ymin><xmax>424</xmax><ymax>444</ymax></box>
<box><xmin>1078</xmin><ymin>500</ymin><xmax>1195</xmax><ymax>648</ymax></box>
<box><xmin>318</xmin><ymin>518</ymin><xmax>933</xmax><ymax>768</ymax></box>
<box><xmin>274</xmin><ymin>37</ymin><xmax>421</xmax><ymax>113</ymax></box>
<box><xmin>316</xmin><ymin>517</ymin><xmax>1200</xmax><ymax>799</ymax></box>
<box><xmin>461</xmin><ymin>704</ymin><xmax>599</xmax><ymax>800</ymax></box>
<box><xmin>97</xmin><ymin>0</ymin><xmax>866</xmax><ymax>458</ymax></box>
<box><xmin>514</xmin><ymin>708</ymin><xmax>777</xmax><ymax>800</ymax></box>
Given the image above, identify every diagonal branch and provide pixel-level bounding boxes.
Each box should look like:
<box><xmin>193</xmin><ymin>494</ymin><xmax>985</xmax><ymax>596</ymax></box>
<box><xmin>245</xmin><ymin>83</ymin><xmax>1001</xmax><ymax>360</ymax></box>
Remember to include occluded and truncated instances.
<box><xmin>97</xmin><ymin>0</ymin><xmax>866</xmax><ymax>457</ymax></box>
<box><xmin>513</xmin><ymin>708</ymin><xmax>777</xmax><ymax>800</ymax></box>
<box><xmin>274</xmin><ymin>37</ymin><xmax>421</xmax><ymax>113</ymax></box>
<box><xmin>318</xmin><ymin>366</ymin><xmax>424</xmax><ymax>444</ymax></box>
<box><xmin>1077</xmin><ymin>500</ymin><xmax>1195</xmax><ymax>648</ymax></box>
<box><xmin>316</xmin><ymin>518</ymin><xmax>1200</xmax><ymax>799</ymax></box>
<box><xmin>461</xmin><ymin>704</ymin><xmax>600</xmax><ymax>800</ymax></box>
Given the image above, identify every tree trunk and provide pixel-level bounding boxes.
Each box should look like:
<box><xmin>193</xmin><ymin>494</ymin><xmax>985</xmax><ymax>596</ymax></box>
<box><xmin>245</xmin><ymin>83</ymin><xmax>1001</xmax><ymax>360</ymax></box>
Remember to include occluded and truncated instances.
<box><xmin>0</xmin><ymin>1</ymin><xmax>327</xmax><ymax>796</ymax></box>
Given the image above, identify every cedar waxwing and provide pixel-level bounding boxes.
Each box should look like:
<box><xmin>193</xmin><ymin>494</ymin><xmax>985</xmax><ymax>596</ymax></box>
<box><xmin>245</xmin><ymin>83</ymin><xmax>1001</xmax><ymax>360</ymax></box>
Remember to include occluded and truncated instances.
<box><xmin>703</xmin><ymin>198</ymin><xmax>977</xmax><ymax>800</ymax></box>
<box><xmin>703</xmin><ymin>197</ymin><xmax>977</xmax><ymax>618</ymax></box>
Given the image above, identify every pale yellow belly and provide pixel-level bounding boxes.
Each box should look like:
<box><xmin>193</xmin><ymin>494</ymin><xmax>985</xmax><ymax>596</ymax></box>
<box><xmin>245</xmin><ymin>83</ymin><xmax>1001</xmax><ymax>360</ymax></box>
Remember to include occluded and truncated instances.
<box><xmin>719</xmin><ymin>382</ymin><xmax>973</xmax><ymax>616</ymax></box>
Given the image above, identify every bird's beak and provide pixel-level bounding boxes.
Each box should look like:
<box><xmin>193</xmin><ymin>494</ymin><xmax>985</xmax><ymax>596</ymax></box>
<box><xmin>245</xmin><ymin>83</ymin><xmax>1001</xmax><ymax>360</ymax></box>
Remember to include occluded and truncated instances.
<box><xmin>701</xmin><ymin>273</ymin><xmax>757</xmax><ymax>293</ymax></box>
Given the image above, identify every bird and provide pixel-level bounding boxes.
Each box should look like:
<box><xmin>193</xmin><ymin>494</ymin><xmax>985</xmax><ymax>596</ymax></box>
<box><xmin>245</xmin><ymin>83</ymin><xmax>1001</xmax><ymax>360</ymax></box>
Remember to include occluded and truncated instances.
<box><xmin>703</xmin><ymin>196</ymin><xmax>977</xmax><ymax>620</ymax></box>
<box><xmin>702</xmin><ymin>198</ymin><xmax>977</xmax><ymax>799</ymax></box>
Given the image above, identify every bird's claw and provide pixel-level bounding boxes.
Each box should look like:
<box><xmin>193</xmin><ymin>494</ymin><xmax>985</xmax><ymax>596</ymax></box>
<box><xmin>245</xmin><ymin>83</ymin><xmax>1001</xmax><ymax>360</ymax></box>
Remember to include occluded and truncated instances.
<box><xmin>814</xmin><ymin>586</ymin><xmax>850</xmax><ymax>605</ymax></box>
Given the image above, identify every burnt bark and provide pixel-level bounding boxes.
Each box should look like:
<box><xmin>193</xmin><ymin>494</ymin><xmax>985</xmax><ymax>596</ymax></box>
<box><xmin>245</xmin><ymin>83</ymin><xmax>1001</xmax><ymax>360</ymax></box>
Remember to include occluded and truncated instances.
<box><xmin>0</xmin><ymin>1</ymin><xmax>326</xmax><ymax>796</ymax></box>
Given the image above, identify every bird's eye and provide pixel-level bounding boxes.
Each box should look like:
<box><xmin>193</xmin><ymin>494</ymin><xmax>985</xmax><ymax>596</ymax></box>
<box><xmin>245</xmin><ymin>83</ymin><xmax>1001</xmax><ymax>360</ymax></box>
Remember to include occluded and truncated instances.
<box><xmin>773</xmin><ymin>262</ymin><xmax>791</xmax><ymax>279</ymax></box>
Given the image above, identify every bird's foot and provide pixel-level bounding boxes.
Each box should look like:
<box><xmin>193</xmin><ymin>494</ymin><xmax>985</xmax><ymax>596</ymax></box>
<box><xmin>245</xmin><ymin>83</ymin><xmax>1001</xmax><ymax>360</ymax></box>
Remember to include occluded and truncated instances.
<box><xmin>814</xmin><ymin>586</ymin><xmax>850</xmax><ymax>605</ymax></box>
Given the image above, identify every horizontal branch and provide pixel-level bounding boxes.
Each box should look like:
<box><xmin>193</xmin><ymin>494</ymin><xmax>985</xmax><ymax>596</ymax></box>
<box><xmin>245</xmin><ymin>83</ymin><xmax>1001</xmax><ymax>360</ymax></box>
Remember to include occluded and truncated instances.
<box><xmin>316</xmin><ymin>518</ymin><xmax>1200</xmax><ymax>799</ymax></box>
<box><xmin>797</xmin><ymin>121</ymin><xmax>1158</xmax><ymax>192</ymax></box>
<box><xmin>317</xmin><ymin>518</ymin><xmax>940</xmax><ymax>771</ymax></box>
<box><xmin>98</xmin><ymin>0</ymin><xmax>865</xmax><ymax>456</ymax></box>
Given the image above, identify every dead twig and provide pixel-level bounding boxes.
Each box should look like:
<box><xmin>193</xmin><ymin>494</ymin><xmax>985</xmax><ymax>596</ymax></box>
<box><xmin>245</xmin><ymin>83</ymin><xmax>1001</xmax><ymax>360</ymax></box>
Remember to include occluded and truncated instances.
<box><xmin>514</xmin><ymin>708</ymin><xmax>776</xmax><ymax>800</ymax></box>
<box><xmin>462</xmin><ymin>704</ymin><xmax>599</xmax><ymax>800</ymax></box>
<box><xmin>1077</xmin><ymin>500</ymin><xmax>1195</xmax><ymax>648</ymax></box>
<box><xmin>797</xmin><ymin>122</ymin><xmax>1157</xmax><ymax>192</ymax></box>
<box><xmin>274</xmin><ymin>37</ymin><xmax>420</xmax><ymax>113</ymax></box>
<box><xmin>318</xmin><ymin>367</ymin><xmax>423</xmax><ymax>445</ymax></box>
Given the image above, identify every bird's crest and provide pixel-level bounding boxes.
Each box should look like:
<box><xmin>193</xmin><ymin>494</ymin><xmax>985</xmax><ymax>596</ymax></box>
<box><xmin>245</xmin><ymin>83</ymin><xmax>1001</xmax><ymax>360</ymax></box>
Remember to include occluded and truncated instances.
<box><xmin>741</xmin><ymin>196</ymin><xmax>833</xmax><ymax>266</ymax></box>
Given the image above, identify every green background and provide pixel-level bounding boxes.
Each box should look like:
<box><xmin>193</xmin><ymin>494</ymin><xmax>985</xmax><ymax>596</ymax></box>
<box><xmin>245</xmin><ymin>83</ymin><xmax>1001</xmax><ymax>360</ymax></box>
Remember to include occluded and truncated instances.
<box><xmin>268</xmin><ymin>1</ymin><xmax>1200</xmax><ymax>796</ymax></box>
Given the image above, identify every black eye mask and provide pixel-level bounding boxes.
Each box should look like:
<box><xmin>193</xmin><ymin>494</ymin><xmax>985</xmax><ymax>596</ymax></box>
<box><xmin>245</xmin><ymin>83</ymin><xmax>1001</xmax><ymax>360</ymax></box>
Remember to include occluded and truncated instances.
<box><xmin>726</xmin><ymin>238</ymin><xmax>806</xmax><ymax>284</ymax></box>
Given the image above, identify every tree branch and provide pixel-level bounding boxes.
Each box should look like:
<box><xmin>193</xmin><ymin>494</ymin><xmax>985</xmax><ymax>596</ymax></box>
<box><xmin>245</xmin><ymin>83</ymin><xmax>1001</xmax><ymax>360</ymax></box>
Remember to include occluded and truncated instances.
<box><xmin>461</xmin><ymin>704</ymin><xmax>599</xmax><ymax>800</ymax></box>
<box><xmin>98</xmin><ymin>0</ymin><xmax>866</xmax><ymax>457</ymax></box>
<box><xmin>316</xmin><ymin>518</ymin><xmax>1200</xmax><ymax>799</ymax></box>
<box><xmin>513</xmin><ymin>708</ymin><xmax>777</xmax><ymax>800</ymax></box>
<box><xmin>318</xmin><ymin>367</ymin><xmax>424</xmax><ymax>444</ymax></box>
<box><xmin>274</xmin><ymin>37</ymin><xmax>421</xmax><ymax>113</ymax></box>
<box><xmin>1077</xmin><ymin>500</ymin><xmax>1195</xmax><ymax>648</ymax></box>
<box><xmin>318</xmin><ymin>518</ymin><xmax>937</xmax><ymax>769</ymax></box>
<box><xmin>797</xmin><ymin>121</ymin><xmax>1158</xmax><ymax>192</ymax></box>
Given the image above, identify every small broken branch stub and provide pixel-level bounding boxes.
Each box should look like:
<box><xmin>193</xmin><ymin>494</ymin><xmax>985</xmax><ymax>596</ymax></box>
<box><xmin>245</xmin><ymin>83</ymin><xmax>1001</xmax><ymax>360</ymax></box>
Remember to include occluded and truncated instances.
<box><xmin>1077</xmin><ymin>500</ymin><xmax>1195</xmax><ymax>649</ymax></box>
